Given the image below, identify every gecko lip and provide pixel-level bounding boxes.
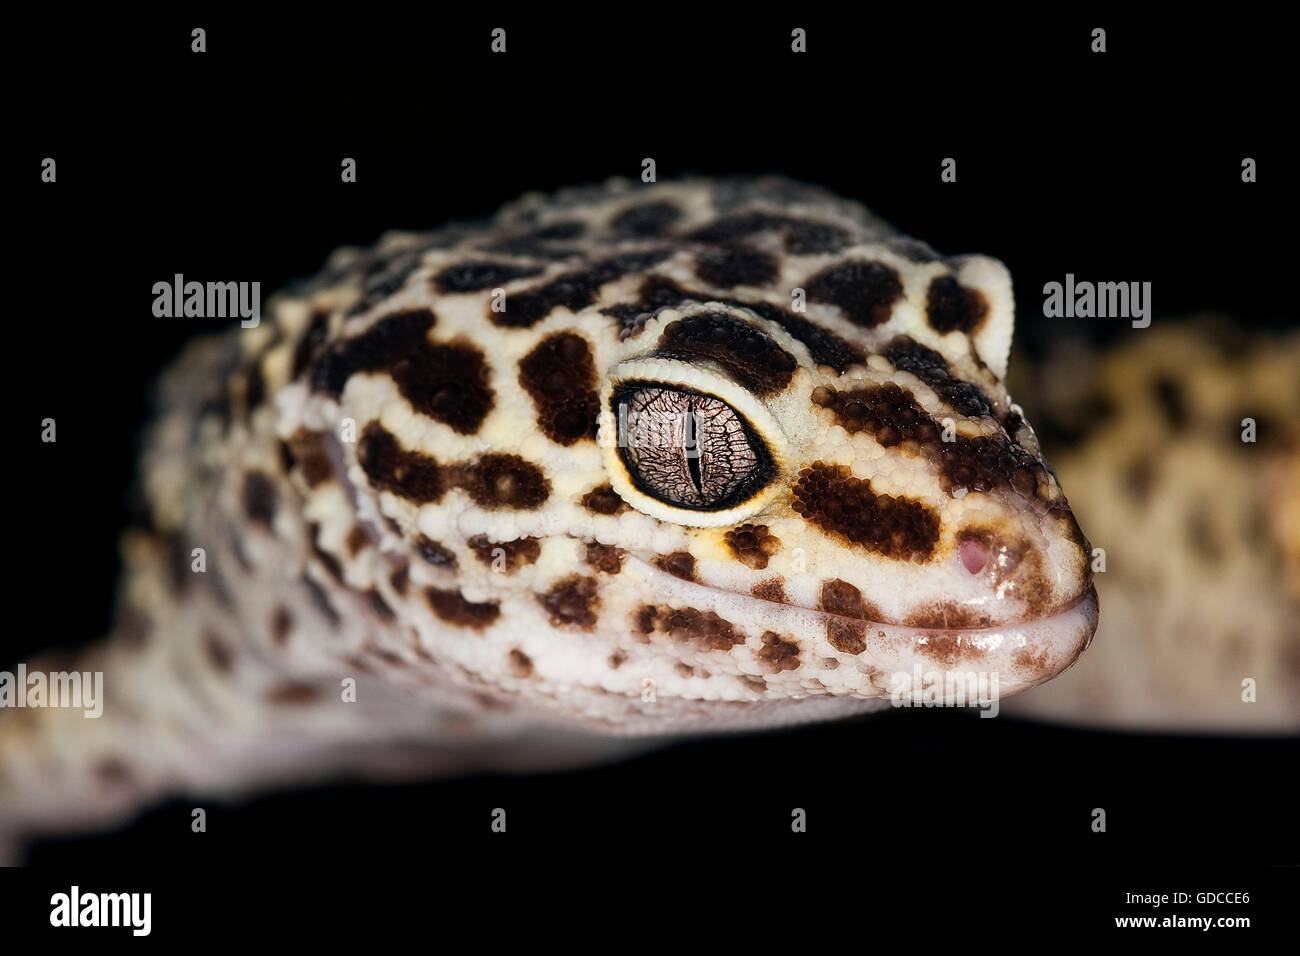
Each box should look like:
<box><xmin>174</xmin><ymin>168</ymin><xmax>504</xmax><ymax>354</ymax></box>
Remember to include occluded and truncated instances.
<box><xmin>630</xmin><ymin>553</ymin><xmax>1093</xmax><ymax>632</ymax></box>
<box><xmin>628</xmin><ymin>554</ymin><xmax>1099</xmax><ymax>688</ymax></box>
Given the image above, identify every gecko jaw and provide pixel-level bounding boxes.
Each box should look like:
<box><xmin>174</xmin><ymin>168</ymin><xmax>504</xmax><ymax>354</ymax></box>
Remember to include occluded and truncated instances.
<box><xmin>627</xmin><ymin>554</ymin><xmax>1099</xmax><ymax>694</ymax></box>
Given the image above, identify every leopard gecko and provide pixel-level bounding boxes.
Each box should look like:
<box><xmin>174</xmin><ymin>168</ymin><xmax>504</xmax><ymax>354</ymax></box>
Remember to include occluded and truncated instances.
<box><xmin>0</xmin><ymin>176</ymin><xmax>1098</xmax><ymax>848</ymax></box>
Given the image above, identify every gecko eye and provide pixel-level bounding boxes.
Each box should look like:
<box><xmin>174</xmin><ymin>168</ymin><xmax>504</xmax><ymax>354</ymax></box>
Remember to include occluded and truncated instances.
<box><xmin>612</xmin><ymin>382</ymin><xmax>775</xmax><ymax>510</ymax></box>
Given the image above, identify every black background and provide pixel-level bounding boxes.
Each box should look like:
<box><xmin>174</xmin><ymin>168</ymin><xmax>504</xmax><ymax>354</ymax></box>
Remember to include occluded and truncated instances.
<box><xmin>6</xmin><ymin>8</ymin><xmax>1296</xmax><ymax>940</ymax></box>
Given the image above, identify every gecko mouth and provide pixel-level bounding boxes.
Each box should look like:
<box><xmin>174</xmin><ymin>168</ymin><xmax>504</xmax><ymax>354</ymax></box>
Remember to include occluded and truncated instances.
<box><xmin>628</xmin><ymin>554</ymin><xmax>1099</xmax><ymax>687</ymax></box>
<box><xmin>629</xmin><ymin>553</ymin><xmax>1092</xmax><ymax>632</ymax></box>
<box><xmin>752</xmin><ymin>582</ymin><xmax>1098</xmax><ymax>636</ymax></box>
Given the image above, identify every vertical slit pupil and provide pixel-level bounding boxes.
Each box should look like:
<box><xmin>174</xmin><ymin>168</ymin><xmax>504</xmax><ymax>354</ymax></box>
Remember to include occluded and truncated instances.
<box><xmin>684</xmin><ymin>401</ymin><xmax>703</xmax><ymax>496</ymax></box>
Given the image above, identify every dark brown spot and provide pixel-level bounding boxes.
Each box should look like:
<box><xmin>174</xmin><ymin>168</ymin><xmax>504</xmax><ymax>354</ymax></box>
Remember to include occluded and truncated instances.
<box><xmin>347</xmin><ymin>655</ymin><xmax>376</xmax><ymax>675</ymax></box>
<box><xmin>291</xmin><ymin>311</ymin><xmax>331</xmax><ymax>379</ymax></box>
<box><xmin>1013</xmin><ymin>645</ymin><xmax>1050</xmax><ymax>673</ymax></box>
<box><xmin>633</xmin><ymin>605</ymin><xmax>660</xmax><ymax>636</ymax></box>
<box><xmin>1153</xmin><ymin>374</ymin><xmax>1188</xmax><ymax>430</ymax></box>
<box><xmin>270</xmin><ymin>606</ymin><xmax>293</xmax><ymax>646</ymax></box>
<box><xmin>689</xmin><ymin>212</ymin><xmax>851</xmax><ymax>255</ymax></box>
<box><xmin>346</xmin><ymin>250</ymin><xmax>424</xmax><ymax>316</ymax></box>
<box><xmin>658</xmin><ymin>608</ymin><xmax>744</xmax><ymax>651</ymax></box>
<box><xmin>601</xmin><ymin>275</ymin><xmax>703</xmax><ymax>334</ymax></box>
<box><xmin>656</xmin><ymin>551</ymin><xmax>696</xmax><ymax>581</ymax></box>
<box><xmin>365</xmin><ymin>589</ymin><xmax>397</xmax><ymax>622</ymax></box>
<box><xmin>602</xmin><ymin>276</ymin><xmax>865</xmax><ymax>371</ymax></box>
<box><xmin>936</xmin><ymin>434</ymin><xmax>1048</xmax><ymax>499</ymax></box>
<box><xmin>492</xmin><ymin>249</ymin><xmax>673</xmax><ymax>328</ymax></box>
<box><xmin>584</xmin><ymin>541</ymin><xmax>625</xmax><ymax>574</ymax></box>
<box><xmin>415</xmin><ymin>536</ymin><xmax>457</xmax><ymax>568</ymax></box>
<box><xmin>904</xmin><ymin>603</ymin><xmax>993</xmax><ymax>629</ymax></box>
<box><xmin>266</xmin><ymin>683</ymin><xmax>322</xmax><ymax>705</ymax></box>
<box><xmin>611</xmin><ymin>201</ymin><xmax>682</xmax><ymax>237</ymax></box>
<box><xmin>243</xmin><ymin>360</ymin><xmax>266</xmax><ymax>418</ymax></box>
<box><xmin>468</xmin><ymin>535</ymin><xmax>542</xmax><ymax>572</ymax></box>
<box><xmin>608</xmin><ymin>650</ymin><xmax>628</xmax><ymax>669</ymax></box>
<box><xmin>391</xmin><ymin>341</ymin><xmax>496</xmax><ymax>435</ymax></box>
<box><xmin>389</xmin><ymin>563</ymin><xmax>410</xmax><ymax>596</ymax></box>
<box><xmin>758</xmin><ymin>631</ymin><xmax>801</xmax><ymax>673</ymax></box>
<box><xmin>1001</xmin><ymin>408</ymin><xmax>1024</xmax><ymax>439</ymax></box>
<box><xmin>820</xmin><ymin>579</ymin><xmax>865</xmax><ymax>618</ymax></box>
<box><xmin>359</xmin><ymin>422</ymin><xmax>445</xmax><ymax>504</ymax></box>
<box><xmin>518</xmin><ymin>332</ymin><xmax>600</xmax><ymax>444</ymax></box>
<box><xmin>452</xmin><ymin>453</ymin><xmax>550</xmax><ymax>509</ymax></box>
<box><xmin>581</xmin><ymin>484</ymin><xmax>627</xmax><ymax>515</ymax></box>
<box><xmin>812</xmin><ymin>383</ymin><xmax>940</xmax><ymax>446</ymax></box>
<box><xmin>507</xmin><ymin>649</ymin><xmax>534</xmax><ymax>678</ymax></box>
<box><xmin>369</xmin><ymin>645</ymin><xmax>406</xmax><ymax>667</ymax></box>
<box><xmin>794</xmin><ymin>464</ymin><xmax>940</xmax><ymax>561</ymax></box>
<box><xmin>657</xmin><ymin>311</ymin><xmax>797</xmax><ymax>395</ymax></box>
<box><xmin>926</xmin><ymin>275</ymin><xmax>989</xmax><ymax>334</ymax></box>
<box><xmin>473</xmin><ymin>691</ymin><xmax>514</xmax><ymax>713</ymax></box>
<box><xmin>916</xmin><ymin>633</ymin><xmax>965</xmax><ymax>668</ymax></box>
<box><xmin>286</xmin><ymin>428</ymin><xmax>335</xmax><ymax>488</ymax></box>
<box><xmin>820</xmin><ymin>579</ymin><xmax>868</xmax><ymax>654</ymax></box>
<box><xmin>203</xmin><ymin>631</ymin><xmax>234</xmax><ymax>672</ymax></box>
<box><xmin>426</xmin><ymin>588</ymin><xmax>500</xmax><ymax>629</ymax></box>
<box><xmin>537</xmin><ymin>575</ymin><xmax>600</xmax><ymax>629</ymax></box>
<box><xmin>751</xmin><ymin>578</ymin><xmax>787</xmax><ymax>604</ymax></box>
<box><xmin>312</xmin><ymin>308</ymin><xmax>436</xmax><ymax>398</ymax></box>
<box><xmin>816</xmin><ymin>388</ymin><xmax>1040</xmax><ymax>503</ymax></box>
<box><xmin>242</xmin><ymin>471</ymin><xmax>277</xmax><ymax>528</ymax></box>
<box><xmin>307</xmin><ymin>522</ymin><xmax>344</xmax><ymax>582</ymax></box>
<box><xmin>346</xmin><ymin>524</ymin><xmax>371</xmax><ymax>557</ymax></box>
<box><xmin>883</xmin><ymin>336</ymin><xmax>992</xmax><ymax>418</ymax></box>
<box><xmin>805</xmin><ymin>260</ymin><xmax>903</xmax><ymax>327</ymax></box>
<box><xmin>303</xmin><ymin>573</ymin><xmax>341</xmax><ymax>627</ymax></box>
<box><xmin>724</xmin><ymin>524</ymin><xmax>781</xmax><ymax>570</ymax></box>
<box><xmin>694</xmin><ymin>244</ymin><xmax>778</xmax><ymax>288</ymax></box>
<box><xmin>95</xmin><ymin>757</ymin><xmax>132</xmax><ymax>785</ymax></box>
<box><xmin>435</xmin><ymin>261</ymin><xmax>544</xmax><ymax>293</ymax></box>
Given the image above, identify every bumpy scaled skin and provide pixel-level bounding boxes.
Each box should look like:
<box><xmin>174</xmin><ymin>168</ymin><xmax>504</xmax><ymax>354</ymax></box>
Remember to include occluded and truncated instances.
<box><xmin>0</xmin><ymin>177</ymin><xmax>1096</xmax><ymax>843</ymax></box>
<box><xmin>1006</xmin><ymin>322</ymin><xmax>1300</xmax><ymax>732</ymax></box>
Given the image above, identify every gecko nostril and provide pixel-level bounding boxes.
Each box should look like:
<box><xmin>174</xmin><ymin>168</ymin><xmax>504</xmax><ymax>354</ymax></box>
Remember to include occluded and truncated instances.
<box><xmin>958</xmin><ymin>538</ymin><xmax>991</xmax><ymax>575</ymax></box>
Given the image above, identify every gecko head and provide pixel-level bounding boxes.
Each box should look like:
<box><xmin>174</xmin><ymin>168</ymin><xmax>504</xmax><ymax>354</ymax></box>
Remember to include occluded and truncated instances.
<box><xmin>576</xmin><ymin>255</ymin><xmax>1096</xmax><ymax>727</ymax></box>
<box><xmin>331</xmin><ymin>195</ymin><xmax>1096</xmax><ymax>733</ymax></box>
